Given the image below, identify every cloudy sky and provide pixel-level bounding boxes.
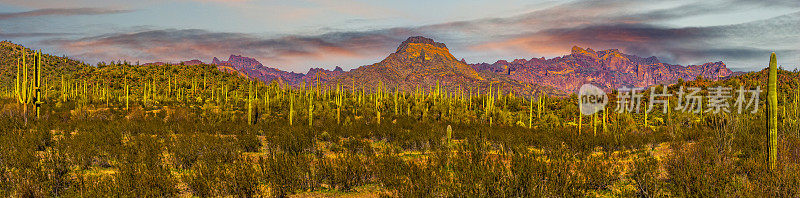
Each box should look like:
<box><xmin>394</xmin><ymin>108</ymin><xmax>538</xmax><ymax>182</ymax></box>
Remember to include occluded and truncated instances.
<box><xmin>0</xmin><ymin>0</ymin><xmax>798</xmax><ymax>72</ymax></box>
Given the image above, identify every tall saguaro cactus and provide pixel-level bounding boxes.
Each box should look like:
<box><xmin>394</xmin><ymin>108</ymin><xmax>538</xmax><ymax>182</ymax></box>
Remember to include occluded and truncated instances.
<box><xmin>248</xmin><ymin>80</ymin><xmax>253</xmax><ymax>125</ymax></box>
<box><xmin>289</xmin><ymin>93</ymin><xmax>294</xmax><ymax>126</ymax></box>
<box><xmin>34</xmin><ymin>50</ymin><xmax>42</xmax><ymax>119</ymax></box>
<box><xmin>308</xmin><ymin>92</ymin><xmax>313</xmax><ymax>126</ymax></box>
<box><xmin>528</xmin><ymin>96</ymin><xmax>533</xmax><ymax>129</ymax></box>
<box><xmin>578</xmin><ymin>96</ymin><xmax>582</xmax><ymax>135</ymax></box>
<box><xmin>768</xmin><ymin>52</ymin><xmax>778</xmax><ymax>170</ymax></box>
<box><xmin>15</xmin><ymin>51</ymin><xmax>31</xmax><ymax>122</ymax></box>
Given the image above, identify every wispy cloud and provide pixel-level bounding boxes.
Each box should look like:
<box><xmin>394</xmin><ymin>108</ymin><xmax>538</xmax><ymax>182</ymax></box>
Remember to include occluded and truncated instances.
<box><xmin>0</xmin><ymin>8</ymin><xmax>132</xmax><ymax>20</ymax></box>
<box><xmin>42</xmin><ymin>28</ymin><xmax>415</xmax><ymax>71</ymax></box>
<box><xmin>0</xmin><ymin>28</ymin><xmax>74</xmax><ymax>38</ymax></box>
<box><xmin>31</xmin><ymin>0</ymin><xmax>800</xmax><ymax>71</ymax></box>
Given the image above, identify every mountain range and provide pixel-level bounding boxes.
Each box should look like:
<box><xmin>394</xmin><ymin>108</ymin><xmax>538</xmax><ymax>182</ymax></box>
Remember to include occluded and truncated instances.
<box><xmin>202</xmin><ymin>36</ymin><xmax>733</xmax><ymax>94</ymax></box>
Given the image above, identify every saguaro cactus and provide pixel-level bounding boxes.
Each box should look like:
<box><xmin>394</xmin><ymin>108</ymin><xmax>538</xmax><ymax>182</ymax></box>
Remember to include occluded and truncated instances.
<box><xmin>248</xmin><ymin>80</ymin><xmax>253</xmax><ymax>125</ymax></box>
<box><xmin>376</xmin><ymin>92</ymin><xmax>381</xmax><ymax>124</ymax></box>
<box><xmin>289</xmin><ymin>93</ymin><xmax>294</xmax><ymax>126</ymax></box>
<box><xmin>578</xmin><ymin>97</ymin><xmax>582</xmax><ymax>135</ymax></box>
<box><xmin>15</xmin><ymin>50</ymin><xmax>31</xmax><ymax>122</ymax></box>
<box><xmin>528</xmin><ymin>96</ymin><xmax>533</xmax><ymax>129</ymax></box>
<box><xmin>768</xmin><ymin>52</ymin><xmax>778</xmax><ymax>170</ymax></box>
<box><xmin>125</xmin><ymin>82</ymin><xmax>130</xmax><ymax>110</ymax></box>
<box><xmin>34</xmin><ymin>50</ymin><xmax>42</xmax><ymax>119</ymax></box>
<box><xmin>394</xmin><ymin>88</ymin><xmax>399</xmax><ymax>115</ymax></box>
<box><xmin>308</xmin><ymin>93</ymin><xmax>313</xmax><ymax>126</ymax></box>
<box><xmin>336</xmin><ymin>84</ymin><xmax>343</xmax><ymax>124</ymax></box>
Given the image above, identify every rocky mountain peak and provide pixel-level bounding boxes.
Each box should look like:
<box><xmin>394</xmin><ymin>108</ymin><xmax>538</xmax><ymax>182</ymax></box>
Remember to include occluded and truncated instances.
<box><xmin>396</xmin><ymin>36</ymin><xmax>449</xmax><ymax>54</ymax></box>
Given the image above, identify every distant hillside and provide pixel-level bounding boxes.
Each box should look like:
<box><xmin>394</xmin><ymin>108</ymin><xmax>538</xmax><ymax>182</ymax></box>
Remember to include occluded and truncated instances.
<box><xmin>212</xmin><ymin>55</ymin><xmax>342</xmax><ymax>86</ymax></box>
<box><xmin>0</xmin><ymin>41</ymin><xmax>92</xmax><ymax>91</ymax></box>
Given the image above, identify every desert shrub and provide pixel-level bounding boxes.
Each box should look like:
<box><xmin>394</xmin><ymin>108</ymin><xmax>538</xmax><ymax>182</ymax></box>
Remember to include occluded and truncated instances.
<box><xmin>630</xmin><ymin>152</ymin><xmax>663</xmax><ymax>198</ymax></box>
<box><xmin>187</xmin><ymin>158</ymin><xmax>259</xmax><ymax>197</ymax></box>
<box><xmin>42</xmin><ymin>144</ymin><xmax>72</xmax><ymax>197</ymax></box>
<box><xmin>327</xmin><ymin>153</ymin><xmax>371</xmax><ymax>191</ymax></box>
<box><xmin>394</xmin><ymin>160</ymin><xmax>441</xmax><ymax>197</ymax></box>
<box><xmin>738</xmin><ymin>136</ymin><xmax>800</xmax><ymax>197</ymax></box>
<box><xmin>259</xmin><ymin>152</ymin><xmax>314</xmax><ymax>197</ymax></box>
<box><xmin>341</xmin><ymin>138</ymin><xmax>375</xmax><ymax>156</ymax></box>
<box><xmin>577</xmin><ymin>152</ymin><xmax>620</xmax><ymax>192</ymax></box>
<box><xmin>61</xmin><ymin>120</ymin><xmax>124</xmax><ymax>169</ymax></box>
<box><xmin>540</xmin><ymin>144</ymin><xmax>584</xmax><ymax>197</ymax></box>
<box><xmin>264</xmin><ymin>126</ymin><xmax>315</xmax><ymax>154</ymax></box>
<box><xmin>66</xmin><ymin>175</ymin><xmax>117</xmax><ymax>197</ymax></box>
<box><xmin>0</xmin><ymin>123</ymin><xmax>52</xmax><ymax>197</ymax></box>
<box><xmin>115</xmin><ymin>134</ymin><xmax>178</xmax><ymax>197</ymax></box>
<box><xmin>508</xmin><ymin>151</ymin><xmax>547</xmax><ymax>197</ymax></box>
<box><xmin>449</xmin><ymin>131</ymin><xmax>512</xmax><ymax>197</ymax></box>
<box><xmin>665</xmin><ymin>141</ymin><xmax>736</xmax><ymax>197</ymax></box>
<box><xmin>238</xmin><ymin>130</ymin><xmax>262</xmax><ymax>152</ymax></box>
<box><xmin>373</xmin><ymin>154</ymin><xmax>407</xmax><ymax>192</ymax></box>
<box><xmin>169</xmin><ymin>134</ymin><xmax>240</xmax><ymax>169</ymax></box>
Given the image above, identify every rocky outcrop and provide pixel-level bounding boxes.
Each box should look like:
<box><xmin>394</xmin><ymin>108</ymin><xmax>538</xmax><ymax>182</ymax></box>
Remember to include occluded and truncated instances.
<box><xmin>181</xmin><ymin>59</ymin><xmax>204</xmax><ymax>66</ymax></box>
<box><xmin>328</xmin><ymin>36</ymin><xmax>554</xmax><ymax>95</ymax></box>
<box><xmin>471</xmin><ymin>46</ymin><xmax>733</xmax><ymax>92</ymax></box>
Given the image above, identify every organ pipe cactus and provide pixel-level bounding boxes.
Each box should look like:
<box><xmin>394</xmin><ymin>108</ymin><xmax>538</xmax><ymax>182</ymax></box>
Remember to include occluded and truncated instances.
<box><xmin>768</xmin><ymin>52</ymin><xmax>778</xmax><ymax>170</ymax></box>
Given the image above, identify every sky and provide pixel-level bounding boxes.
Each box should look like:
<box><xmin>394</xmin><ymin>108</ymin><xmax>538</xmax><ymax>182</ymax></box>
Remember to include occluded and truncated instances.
<box><xmin>0</xmin><ymin>0</ymin><xmax>798</xmax><ymax>72</ymax></box>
